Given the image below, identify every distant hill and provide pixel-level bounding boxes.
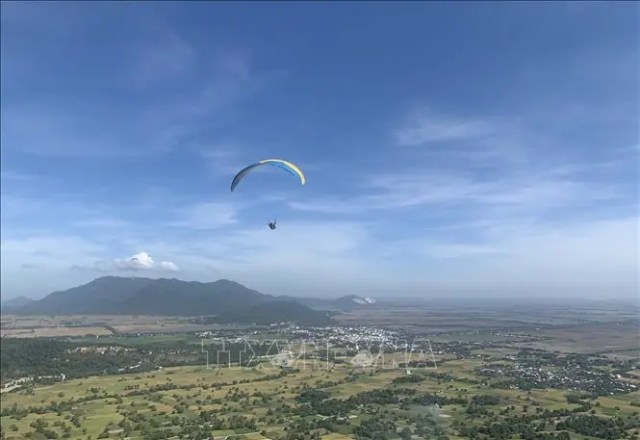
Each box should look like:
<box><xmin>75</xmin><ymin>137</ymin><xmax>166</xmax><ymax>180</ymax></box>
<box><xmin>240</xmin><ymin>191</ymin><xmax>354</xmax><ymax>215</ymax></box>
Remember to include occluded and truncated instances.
<box><xmin>117</xmin><ymin>278</ymin><xmax>273</xmax><ymax>316</ymax></box>
<box><xmin>332</xmin><ymin>295</ymin><xmax>377</xmax><ymax>309</ymax></box>
<box><xmin>9</xmin><ymin>276</ymin><xmax>331</xmax><ymax>325</ymax></box>
<box><xmin>18</xmin><ymin>276</ymin><xmax>156</xmax><ymax>315</ymax></box>
<box><xmin>278</xmin><ymin>294</ymin><xmax>377</xmax><ymax>311</ymax></box>
<box><xmin>1</xmin><ymin>296</ymin><xmax>35</xmax><ymax>312</ymax></box>
<box><xmin>218</xmin><ymin>301</ymin><xmax>332</xmax><ymax>326</ymax></box>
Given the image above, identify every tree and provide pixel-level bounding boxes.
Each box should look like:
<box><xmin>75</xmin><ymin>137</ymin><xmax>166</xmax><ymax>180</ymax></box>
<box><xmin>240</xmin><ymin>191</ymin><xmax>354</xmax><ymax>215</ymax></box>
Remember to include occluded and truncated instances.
<box><xmin>400</xmin><ymin>427</ymin><xmax>412</xmax><ymax>440</ymax></box>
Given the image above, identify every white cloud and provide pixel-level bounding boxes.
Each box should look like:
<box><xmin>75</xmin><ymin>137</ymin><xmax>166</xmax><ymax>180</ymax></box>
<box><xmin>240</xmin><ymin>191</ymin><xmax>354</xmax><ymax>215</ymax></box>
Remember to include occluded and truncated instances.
<box><xmin>2</xmin><ymin>211</ymin><xmax>637</xmax><ymax>300</ymax></box>
<box><xmin>158</xmin><ymin>261</ymin><xmax>179</xmax><ymax>272</ymax></box>
<box><xmin>114</xmin><ymin>251</ymin><xmax>155</xmax><ymax>270</ymax></box>
<box><xmin>110</xmin><ymin>251</ymin><xmax>179</xmax><ymax>272</ymax></box>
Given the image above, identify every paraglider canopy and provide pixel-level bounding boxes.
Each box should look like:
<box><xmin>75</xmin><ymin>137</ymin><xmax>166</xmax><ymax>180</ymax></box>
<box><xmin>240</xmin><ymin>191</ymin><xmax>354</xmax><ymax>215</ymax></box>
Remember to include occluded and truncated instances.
<box><xmin>230</xmin><ymin>159</ymin><xmax>306</xmax><ymax>192</ymax></box>
<box><xmin>230</xmin><ymin>159</ymin><xmax>304</xmax><ymax>230</ymax></box>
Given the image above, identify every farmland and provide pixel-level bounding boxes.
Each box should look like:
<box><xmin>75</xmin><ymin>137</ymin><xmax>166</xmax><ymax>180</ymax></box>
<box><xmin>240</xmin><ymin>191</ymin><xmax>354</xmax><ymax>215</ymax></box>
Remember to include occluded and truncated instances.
<box><xmin>1</xmin><ymin>359</ymin><xmax>638</xmax><ymax>440</ymax></box>
<box><xmin>1</xmin><ymin>302</ymin><xmax>639</xmax><ymax>440</ymax></box>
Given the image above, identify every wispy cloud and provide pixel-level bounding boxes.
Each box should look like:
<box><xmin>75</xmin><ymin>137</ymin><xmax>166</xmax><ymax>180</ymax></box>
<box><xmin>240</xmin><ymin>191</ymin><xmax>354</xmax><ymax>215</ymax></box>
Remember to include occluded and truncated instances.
<box><xmin>2</xmin><ymin>27</ymin><xmax>271</xmax><ymax>158</ymax></box>
<box><xmin>71</xmin><ymin>251</ymin><xmax>180</xmax><ymax>273</ymax></box>
<box><xmin>174</xmin><ymin>220</ymin><xmax>375</xmax><ymax>295</ymax></box>
<box><xmin>169</xmin><ymin>202</ymin><xmax>238</xmax><ymax>230</ymax></box>
<box><xmin>0</xmin><ymin>170</ymin><xmax>39</xmax><ymax>182</ymax></box>
<box><xmin>20</xmin><ymin>262</ymin><xmax>45</xmax><ymax>270</ymax></box>
<box><xmin>370</xmin><ymin>214</ymin><xmax>638</xmax><ymax>299</ymax></box>
<box><xmin>294</xmin><ymin>105</ymin><xmax>631</xmax><ymax>218</ymax></box>
<box><xmin>1</xmin><ymin>101</ymin><xmax>183</xmax><ymax>157</ymax></box>
<box><xmin>2</xmin><ymin>4</ymin><xmax>636</xmax><ymax>301</ymax></box>
<box><xmin>467</xmin><ymin>217</ymin><xmax>639</xmax><ymax>296</ymax></box>
<box><xmin>72</xmin><ymin>218</ymin><xmax>132</xmax><ymax>229</ymax></box>
<box><xmin>1</xmin><ymin>236</ymin><xmax>106</xmax><ymax>262</ymax></box>
<box><xmin>394</xmin><ymin>109</ymin><xmax>502</xmax><ymax>146</ymax></box>
<box><xmin>200</xmin><ymin>146</ymin><xmax>248</xmax><ymax>177</ymax></box>
<box><xmin>112</xmin><ymin>251</ymin><xmax>179</xmax><ymax>272</ymax></box>
<box><xmin>126</xmin><ymin>33</ymin><xmax>196</xmax><ymax>89</ymax></box>
<box><xmin>157</xmin><ymin>47</ymin><xmax>272</xmax><ymax>122</ymax></box>
<box><xmin>291</xmin><ymin>167</ymin><xmax>619</xmax><ymax>215</ymax></box>
<box><xmin>422</xmin><ymin>243</ymin><xmax>507</xmax><ymax>259</ymax></box>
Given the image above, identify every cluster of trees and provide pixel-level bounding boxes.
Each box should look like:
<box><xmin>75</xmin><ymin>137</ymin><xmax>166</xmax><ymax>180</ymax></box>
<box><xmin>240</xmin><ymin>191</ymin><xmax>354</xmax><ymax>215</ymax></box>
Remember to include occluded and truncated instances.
<box><xmin>457</xmin><ymin>406</ymin><xmax>640</xmax><ymax>440</ymax></box>
<box><xmin>407</xmin><ymin>393</ymin><xmax>467</xmax><ymax>408</ymax></box>
<box><xmin>282</xmin><ymin>418</ymin><xmax>323</xmax><ymax>440</ymax></box>
<box><xmin>465</xmin><ymin>395</ymin><xmax>501</xmax><ymax>416</ymax></box>
<box><xmin>1</xmin><ymin>337</ymin><xmax>297</xmax><ymax>384</ymax></box>
<box><xmin>352</xmin><ymin>418</ymin><xmax>397</xmax><ymax>440</ymax></box>
<box><xmin>295</xmin><ymin>389</ymin><xmax>331</xmax><ymax>403</ymax></box>
<box><xmin>556</xmin><ymin>415</ymin><xmax>628</xmax><ymax>439</ymax></box>
<box><xmin>108</xmin><ymin>406</ymin><xmax>257</xmax><ymax>440</ymax></box>
<box><xmin>26</xmin><ymin>419</ymin><xmax>65</xmax><ymax>439</ymax></box>
<box><xmin>410</xmin><ymin>414</ymin><xmax>449</xmax><ymax>439</ymax></box>
<box><xmin>0</xmin><ymin>390</ymin><xmax>118</xmax><ymax>419</ymax></box>
<box><xmin>294</xmin><ymin>387</ymin><xmax>423</xmax><ymax>417</ymax></box>
<box><xmin>0</xmin><ymin>339</ymin><xmax>156</xmax><ymax>382</ymax></box>
<box><xmin>477</xmin><ymin>350</ymin><xmax>637</xmax><ymax>396</ymax></box>
<box><xmin>276</xmin><ymin>412</ymin><xmax>351</xmax><ymax>438</ymax></box>
<box><xmin>459</xmin><ymin>422</ymin><xmax>572</xmax><ymax>440</ymax></box>
<box><xmin>392</xmin><ymin>374</ymin><xmax>425</xmax><ymax>384</ymax></box>
<box><xmin>348</xmin><ymin>388</ymin><xmax>414</xmax><ymax>406</ymax></box>
<box><xmin>471</xmin><ymin>395</ymin><xmax>501</xmax><ymax>406</ymax></box>
<box><xmin>294</xmin><ymin>384</ymin><xmax>471</xmax><ymax>421</ymax></box>
<box><xmin>197</xmin><ymin>411</ymin><xmax>257</xmax><ymax>430</ymax></box>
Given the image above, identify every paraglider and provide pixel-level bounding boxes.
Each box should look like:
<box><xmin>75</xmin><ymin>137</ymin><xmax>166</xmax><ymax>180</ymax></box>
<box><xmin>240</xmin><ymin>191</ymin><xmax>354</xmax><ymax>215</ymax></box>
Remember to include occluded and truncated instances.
<box><xmin>230</xmin><ymin>159</ymin><xmax>305</xmax><ymax>191</ymax></box>
<box><xmin>230</xmin><ymin>159</ymin><xmax>305</xmax><ymax>230</ymax></box>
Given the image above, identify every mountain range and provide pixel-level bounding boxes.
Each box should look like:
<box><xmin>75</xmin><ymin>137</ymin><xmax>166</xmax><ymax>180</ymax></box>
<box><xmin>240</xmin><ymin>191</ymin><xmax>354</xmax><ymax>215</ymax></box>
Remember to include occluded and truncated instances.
<box><xmin>1</xmin><ymin>277</ymin><xmax>377</xmax><ymax>325</ymax></box>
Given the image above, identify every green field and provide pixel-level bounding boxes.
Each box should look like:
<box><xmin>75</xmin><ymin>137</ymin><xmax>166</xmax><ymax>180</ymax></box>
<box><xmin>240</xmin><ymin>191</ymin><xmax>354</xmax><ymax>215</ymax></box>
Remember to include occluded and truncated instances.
<box><xmin>2</xmin><ymin>306</ymin><xmax>639</xmax><ymax>440</ymax></box>
<box><xmin>2</xmin><ymin>358</ymin><xmax>639</xmax><ymax>440</ymax></box>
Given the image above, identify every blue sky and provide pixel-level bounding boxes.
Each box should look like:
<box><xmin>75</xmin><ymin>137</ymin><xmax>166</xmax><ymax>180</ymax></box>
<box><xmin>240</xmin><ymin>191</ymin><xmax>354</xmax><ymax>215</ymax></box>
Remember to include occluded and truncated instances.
<box><xmin>1</xmin><ymin>2</ymin><xmax>638</xmax><ymax>299</ymax></box>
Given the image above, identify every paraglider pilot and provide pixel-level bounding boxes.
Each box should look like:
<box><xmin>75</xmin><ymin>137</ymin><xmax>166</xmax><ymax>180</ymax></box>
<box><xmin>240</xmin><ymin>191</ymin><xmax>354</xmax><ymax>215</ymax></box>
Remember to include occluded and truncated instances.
<box><xmin>230</xmin><ymin>159</ymin><xmax>306</xmax><ymax>232</ymax></box>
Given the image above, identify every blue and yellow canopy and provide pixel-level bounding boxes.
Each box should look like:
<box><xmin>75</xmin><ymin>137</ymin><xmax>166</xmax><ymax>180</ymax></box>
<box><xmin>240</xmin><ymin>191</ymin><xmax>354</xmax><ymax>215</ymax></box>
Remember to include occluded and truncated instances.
<box><xmin>230</xmin><ymin>159</ymin><xmax>306</xmax><ymax>192</ymax></box>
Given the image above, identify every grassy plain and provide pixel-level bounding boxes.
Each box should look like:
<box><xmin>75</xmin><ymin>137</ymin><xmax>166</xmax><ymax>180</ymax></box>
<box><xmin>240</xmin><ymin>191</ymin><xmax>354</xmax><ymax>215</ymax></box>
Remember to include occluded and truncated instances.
<box><xmin>2</xmin><ymin>359</ymin><xmax>639</xmax><ymax>440</ymax></box>
<box><xmin>2</xmin><ymin>303</ymin><xmax>638</xmax><ymax>439</ymax></box>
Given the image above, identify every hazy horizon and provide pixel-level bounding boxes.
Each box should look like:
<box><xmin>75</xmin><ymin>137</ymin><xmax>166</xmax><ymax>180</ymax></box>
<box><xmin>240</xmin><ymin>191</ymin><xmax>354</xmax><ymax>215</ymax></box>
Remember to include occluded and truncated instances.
<box><xmin>1</xmin><ymin>3</ymin><xmax>638</xmax><ymax>300</ymax></box>
<box><xmin>2</xmin><ymin>274</ymin><xmax>639</xmax><ymax>306</ymax></box>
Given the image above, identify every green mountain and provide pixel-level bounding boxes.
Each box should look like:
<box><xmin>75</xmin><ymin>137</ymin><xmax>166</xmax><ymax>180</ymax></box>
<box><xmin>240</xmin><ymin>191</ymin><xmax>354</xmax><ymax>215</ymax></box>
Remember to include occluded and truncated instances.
<box><xmin>11</xmin><ymin>276</ymin><xmax>331</xmax><ymax>325</ymax></box>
